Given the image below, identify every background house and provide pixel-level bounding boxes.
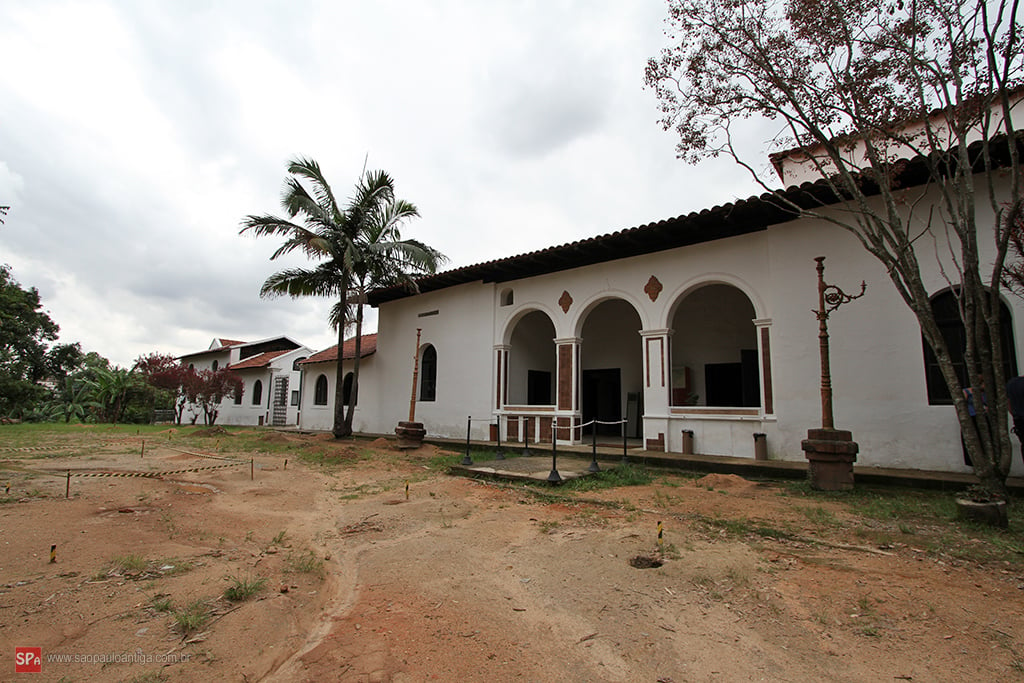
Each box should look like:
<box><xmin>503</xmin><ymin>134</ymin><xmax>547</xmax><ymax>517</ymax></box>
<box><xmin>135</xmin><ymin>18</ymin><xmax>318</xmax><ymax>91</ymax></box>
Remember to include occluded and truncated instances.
<box><xmin>298</xmin><ymin>334</ymin><xmax>379</xmax><ymax>433</ymax></box>
<box><xmin>178</xmin><ymin>336</ymin><xmax>312</xmax><ymax>426</ymax></box>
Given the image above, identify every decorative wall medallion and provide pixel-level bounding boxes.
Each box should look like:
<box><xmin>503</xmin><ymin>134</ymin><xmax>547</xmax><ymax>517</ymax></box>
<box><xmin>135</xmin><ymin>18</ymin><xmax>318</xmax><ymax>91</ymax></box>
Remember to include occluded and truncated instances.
<box><xmin>644</xmin><ymin>275</ymin><xmax>663</xmax><ymax>302</ymax></box>
<box><xmin>558</xmin><ymin>290</ymin><xmax>573</xmax><ymax>313</ymax></box>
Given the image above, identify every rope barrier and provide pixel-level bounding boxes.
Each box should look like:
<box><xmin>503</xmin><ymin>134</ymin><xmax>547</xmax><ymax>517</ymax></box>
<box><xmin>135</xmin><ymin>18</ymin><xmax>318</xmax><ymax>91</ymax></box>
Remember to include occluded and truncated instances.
<box><xmin>163</xmin><ymin>446</ymin><xmax>241</xmax><ymax>462</ymax></box>
<box><xmin>75</xmin><ymin>462</ymin><xmax>245</xmax><ymax>478</ymax></box>
<box><xmin>26</xmin><ymin>460</ymin><xmax>248</xmax><ymax>480</ymax></box>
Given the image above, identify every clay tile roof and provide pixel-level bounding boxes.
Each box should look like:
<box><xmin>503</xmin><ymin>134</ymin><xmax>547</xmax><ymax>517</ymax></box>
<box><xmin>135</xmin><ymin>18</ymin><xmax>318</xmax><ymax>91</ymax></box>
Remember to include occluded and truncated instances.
<box><xmin>227</xmin><ymin>349</ymin><xmax>290</xmax><ymax>371</ymax></box>
<box><xmin>301</xmin><ymin>334</ymin><xmax>378</xmax><ymax>364</ymax></box>
<box><xmin>217</xmin><ymin>338</ymin><xmax>246</xmax><ymax>348</ymax></box>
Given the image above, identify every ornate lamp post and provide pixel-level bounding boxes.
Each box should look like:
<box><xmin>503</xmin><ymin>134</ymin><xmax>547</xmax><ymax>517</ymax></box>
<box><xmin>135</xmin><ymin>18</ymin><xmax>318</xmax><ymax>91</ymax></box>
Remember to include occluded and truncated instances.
<box><xmin>395</xmin><ymin>328</ymin><xmax>427</xmax><ymax>448</ymax></box>
<box><xmin>801</xmin><ymin>257</ymin><xmax>865</xmax><ymax>490</ymax></box>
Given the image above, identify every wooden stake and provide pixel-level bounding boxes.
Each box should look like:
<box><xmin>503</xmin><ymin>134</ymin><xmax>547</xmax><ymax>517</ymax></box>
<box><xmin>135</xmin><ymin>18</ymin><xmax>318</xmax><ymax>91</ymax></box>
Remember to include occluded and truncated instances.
<box><xmin>408</xmin><ymin>328</ymin><xmax>422</xmax><ymax>423</ymax></box>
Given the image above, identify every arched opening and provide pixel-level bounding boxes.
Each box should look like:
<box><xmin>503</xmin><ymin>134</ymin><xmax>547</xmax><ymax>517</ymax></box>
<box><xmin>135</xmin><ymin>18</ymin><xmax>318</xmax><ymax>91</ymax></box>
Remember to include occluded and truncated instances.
<box><xmin>211</xmin><ymin>360</ymin><xmax>218</xmax><ymax>372</ymax></box>
<box><xmin>922</xmin><ymin>289</ymin><xmax>1017</xmax><ymax>404</ymax></box>
<box><xmin>342</xmin><ymin>372</ymin><xmax>354</xmax><ymax>406</ymax></box>
<box><xmin>500</xmin><ymin>289</ymin><xmax>514</xmax><ymax>306</ymax></box>
<box><xmin>419</xmin><ymin>345</ymin><xmax>437</xmax><ymax>401</ymax></box>
<box><xmin>314</xmin><ymin>374</ymin><xmax>329</xmax><ymax>406</ymax></box>
<box><xmin>507</xmin><ymin>310</ymin><xmax>556</xmax><ymax>405</ymax></box>
<box><xmin>671</xmin><ymin>284</ymin><xmax>759</xmax><ymax>408</ymax></box>
<box><xmin>252</xmin><ymin>379</ymin><xmax>263</xmax><ymax>406</ymax></box>
<box><xmin>580</xmin><ymin>299</ymin><xmax>643</xmax><ymax>435</ymax></box>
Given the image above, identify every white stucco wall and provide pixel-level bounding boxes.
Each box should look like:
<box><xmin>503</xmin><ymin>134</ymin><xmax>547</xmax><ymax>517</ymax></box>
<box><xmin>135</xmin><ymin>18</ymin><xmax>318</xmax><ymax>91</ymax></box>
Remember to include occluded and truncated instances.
<box><xmin>349</xmin><ymin>176</ymin><xmax>1024</xmax><ymax>475</ymax></box>
<box><xmin>298</xmin><ymin>355</ymin><xmax>380</xmax><ymax>434</ymax></box>
<box><xmin>368</xmin><ymin>281</ymin><xmax>497</xmax><ymax>440</ymax></box>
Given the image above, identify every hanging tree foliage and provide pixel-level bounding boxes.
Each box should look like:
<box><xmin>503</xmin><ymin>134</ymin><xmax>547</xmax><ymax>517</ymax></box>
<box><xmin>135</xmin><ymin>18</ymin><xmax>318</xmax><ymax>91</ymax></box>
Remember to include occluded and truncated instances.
<box><xmin>645</xmin><ymin>0</ymin><xmax>1023</xmax><ymax>493</ymax></box>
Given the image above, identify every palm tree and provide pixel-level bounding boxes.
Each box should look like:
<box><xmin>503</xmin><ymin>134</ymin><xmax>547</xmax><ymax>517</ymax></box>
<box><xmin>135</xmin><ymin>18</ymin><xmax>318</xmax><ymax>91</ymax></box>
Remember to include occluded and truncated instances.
<box><xmin>342</xmin><ymin>199</ymin><xmax>446</xmax><ymax>434</ymax></box>
<box><xmin>241</xmin><ymin>158</ymin><xmax>444</xmax><ymax>438</ymax></box>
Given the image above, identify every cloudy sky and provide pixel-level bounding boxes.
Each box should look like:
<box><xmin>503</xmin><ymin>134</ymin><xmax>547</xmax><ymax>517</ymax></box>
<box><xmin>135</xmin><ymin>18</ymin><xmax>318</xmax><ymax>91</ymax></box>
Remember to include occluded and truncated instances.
<box><xmin>0</xmin><ymin>1</ymin><xmax>771</xmax><ymax>368</ymax></box>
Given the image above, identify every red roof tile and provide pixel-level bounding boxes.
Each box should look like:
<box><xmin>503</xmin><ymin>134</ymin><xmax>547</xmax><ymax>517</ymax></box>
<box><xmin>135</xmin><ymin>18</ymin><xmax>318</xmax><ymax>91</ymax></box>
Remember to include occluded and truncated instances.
<box><xmin>216</xmin><ymin>338</ymin><xmax>246</xmax><ymax>349</ymax></box>
<box><xmin>227</xmin><ymin>349</ymin><xmax>290</xmax><ymax>371</ymax></box>
<box><xmin>302</xmin><ymin>334</ymin><xmax>377</xmax><ymax>364</ymax></box>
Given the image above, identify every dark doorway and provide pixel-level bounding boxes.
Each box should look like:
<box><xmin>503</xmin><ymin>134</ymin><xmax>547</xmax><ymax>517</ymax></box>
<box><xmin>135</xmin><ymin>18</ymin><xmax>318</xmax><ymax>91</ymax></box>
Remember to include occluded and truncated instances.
<box><xmin>705</xmin><ymin>349</ymin><xmax>761</xmax><ymax>407</ymax></box>
<box><xmin>582</xmin><ymin>368</ymin><xmax>621</xmax><ymax>436</ymax></box>
<box><xmin>527</xmin><ymin>370</ymin><xmax>552</xmax><ymax>405</ymax></box>
<box><xmin>705</xmin><ymin>363</ymin><xmax>742</xmax><ymax>406</ymax></box>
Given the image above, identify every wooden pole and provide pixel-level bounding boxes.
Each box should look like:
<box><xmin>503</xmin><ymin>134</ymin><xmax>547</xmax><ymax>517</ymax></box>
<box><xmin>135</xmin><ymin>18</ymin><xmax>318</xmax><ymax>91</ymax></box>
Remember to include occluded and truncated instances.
<box><xmin>408</xmin><ymin>328</ymin><xmax>422</xmax><ymax>423</ymax></box>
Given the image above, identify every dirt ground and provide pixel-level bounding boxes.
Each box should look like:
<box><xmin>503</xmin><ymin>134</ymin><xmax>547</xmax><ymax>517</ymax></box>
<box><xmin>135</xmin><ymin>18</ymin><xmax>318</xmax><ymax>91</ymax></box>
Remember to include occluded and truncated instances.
<box><xmin>1</xmin><ymin>427</ymin><xmax>1023</xmax><ymax>682</ymax></box>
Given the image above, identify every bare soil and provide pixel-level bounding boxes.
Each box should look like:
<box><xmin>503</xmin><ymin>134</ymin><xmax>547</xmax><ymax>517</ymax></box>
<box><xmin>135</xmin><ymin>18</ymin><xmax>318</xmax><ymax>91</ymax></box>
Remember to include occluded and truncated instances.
<box><xmin>1</xmin><ymin>427</ymin><xmax>1023</xmax><ymax>682</ymax></box>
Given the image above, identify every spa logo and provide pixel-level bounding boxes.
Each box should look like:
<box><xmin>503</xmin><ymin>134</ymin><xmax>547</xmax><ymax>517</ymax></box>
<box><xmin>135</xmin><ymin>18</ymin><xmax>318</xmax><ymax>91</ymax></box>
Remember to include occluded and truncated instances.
<box><xmin>15</xmin><ymin>646</ymin><xmax>42</xmax><ymax>673</ymax></box>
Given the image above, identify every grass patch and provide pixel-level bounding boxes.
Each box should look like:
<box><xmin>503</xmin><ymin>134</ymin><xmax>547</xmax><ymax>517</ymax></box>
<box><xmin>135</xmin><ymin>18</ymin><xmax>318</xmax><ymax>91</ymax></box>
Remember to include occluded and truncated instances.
<box><xmin>798</xmin><ymin>505</ymin><xmax>842</xmax><ymax>527</ymax></box>
<box><xmin>171</xmin><ymin>600</ymin><xmax>211</xmax><ymax>634</ymax></box>
<box><xmin>223</xmin><ymin>575</ymin><xmax>267</xmax><ymax>602</ymax></box>
<box><xmin>538</xmin><ymin>519</ymin><xmax>560</xmax><ymax>533</ymax></box>
<box><xmin>561</xmin><ymin>464</ymin><xmax>653</xmax><ymax>492</ymax></box>
<box><xmin>286</xmin><ymin>549</ymin><xmax>325</xmax><ymax>578</ymax></box>
<box><xmin>111</xmin><ymin>554</ymin><xmax>148</xmax><ymax>573</ymax></box>
<box><xmin>429</xmin><ymin>448</ymin><xmax>470</xmax><ymax>470</ymax></box>
<box><xmin>149</xmin><ymin>594</ymin><xmax>173</xmax><ymax>612</ymax></box>
<box><xmin>696</xmin><ymin>514</ymin><xmax>795</xmax><ymax>541</ymax></box>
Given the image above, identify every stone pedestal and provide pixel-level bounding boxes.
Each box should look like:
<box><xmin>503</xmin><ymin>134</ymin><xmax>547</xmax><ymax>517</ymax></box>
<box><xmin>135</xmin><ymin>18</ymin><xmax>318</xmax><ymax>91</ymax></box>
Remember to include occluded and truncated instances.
<box><xmin>395</xmin><ymin>421</ymin><xmax>426</xmax><ymax>449</ymax></box>
<box><xmin>801</xmin><ymin>428</ymin><xmax>858</xmax><ymax>491</ymax></box>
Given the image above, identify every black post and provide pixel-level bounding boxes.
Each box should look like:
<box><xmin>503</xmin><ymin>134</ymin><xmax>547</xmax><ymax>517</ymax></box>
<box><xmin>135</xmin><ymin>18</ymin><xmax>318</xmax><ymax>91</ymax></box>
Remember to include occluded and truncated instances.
<box><xmin>522</xmin><ymin>417</ymin><xmax>530</xmax><ymax>457</ymax></box>
<box><xmin>462</xmin><ymin>416</ymin><xmax>474</xmax><ymax>465</ymax></box>
<box><xmin>547</xmin><ymin>427</ymin><xmax>562</xmax><ymax>483</ymax></box>
<box><xmin>589</xmin><ymin>423</ymin><xmax>600</xmax><ymax>473</ymax></box>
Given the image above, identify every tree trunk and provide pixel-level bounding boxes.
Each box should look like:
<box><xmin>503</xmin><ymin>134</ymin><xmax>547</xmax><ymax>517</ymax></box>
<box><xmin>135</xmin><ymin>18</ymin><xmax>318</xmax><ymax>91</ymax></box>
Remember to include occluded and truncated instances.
<box><xmin>343</xmin><ymin>295</ymin><xmax>364</xmax><ymax>435</ymax></box>
<box><xmin>332</xmin><ymin>284</ymin><xmax>351</xmax><ymax>439</ymax></box>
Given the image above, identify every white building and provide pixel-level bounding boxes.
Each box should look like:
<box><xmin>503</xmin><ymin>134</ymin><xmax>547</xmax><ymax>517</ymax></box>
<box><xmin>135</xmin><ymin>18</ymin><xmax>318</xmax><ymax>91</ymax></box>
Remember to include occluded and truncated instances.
<box><xmin>298</xmin><ymin>334</ymin><xmax>379</xmax><ymax>433</ymax></box>
<box><xmin>178</xmin><ymin>336</ymin><xmax>312</xmax><ymax>426</ymax></box>
<box><xmin>310</xmin><ymin>150</ymin><xmax>1022</xmax><ymax>476</ymax></box>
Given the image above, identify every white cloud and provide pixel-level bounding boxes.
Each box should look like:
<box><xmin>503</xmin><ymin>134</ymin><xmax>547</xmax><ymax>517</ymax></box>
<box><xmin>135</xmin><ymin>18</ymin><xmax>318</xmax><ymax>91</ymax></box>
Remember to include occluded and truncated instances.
<box><xmin>0</xmin><ymin>0</ymin><xmax>767</xmax><ymax>367</ymax></box>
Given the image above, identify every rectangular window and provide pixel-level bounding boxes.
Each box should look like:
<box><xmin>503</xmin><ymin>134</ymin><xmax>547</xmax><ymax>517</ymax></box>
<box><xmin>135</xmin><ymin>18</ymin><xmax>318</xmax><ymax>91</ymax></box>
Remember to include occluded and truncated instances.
<box><xmin>291</xmin><ymin>390</ymin><xmax>299</xmax><ymax>406</ymax></box>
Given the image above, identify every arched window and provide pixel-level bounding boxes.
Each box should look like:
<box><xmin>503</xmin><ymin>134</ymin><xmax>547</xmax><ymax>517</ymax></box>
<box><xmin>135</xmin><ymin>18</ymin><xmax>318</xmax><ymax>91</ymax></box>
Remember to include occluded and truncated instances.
<box><xmin>500</xmin><ymin>289</ymin><xmax>514</xmax><ymax>306</ymax></box>
<box><xmin>252</xmin><ymin>379</ymin><xmax>263</xmax><ymax>406</ymax></box>
<box><xmin>314</xmin><ymin>374</ymin><xmax>329</xmax><ymax>406</ymax></box>
<box><xmin>922</xmin><ymin>289</ymin><xmax>1017</xmax><ymax>404</ymax></box>
<box><xmin>419</xmin><ymin>344</ymin><xmax>437</xmax><ymax>402</ymax></box>
<box><xmin>233</xmin><ymin>384</ymin><xmax>243</xmax><ymax>405</ymax></box>
<box><xmin>342</xmin><ymin>372</ymin><xmax>354</xmax><ymax>406</ymax></box>
<box><xmin>211</xmin><ymin>360</ymin><xmax>219</xmax><ymax>371</ymax></box>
